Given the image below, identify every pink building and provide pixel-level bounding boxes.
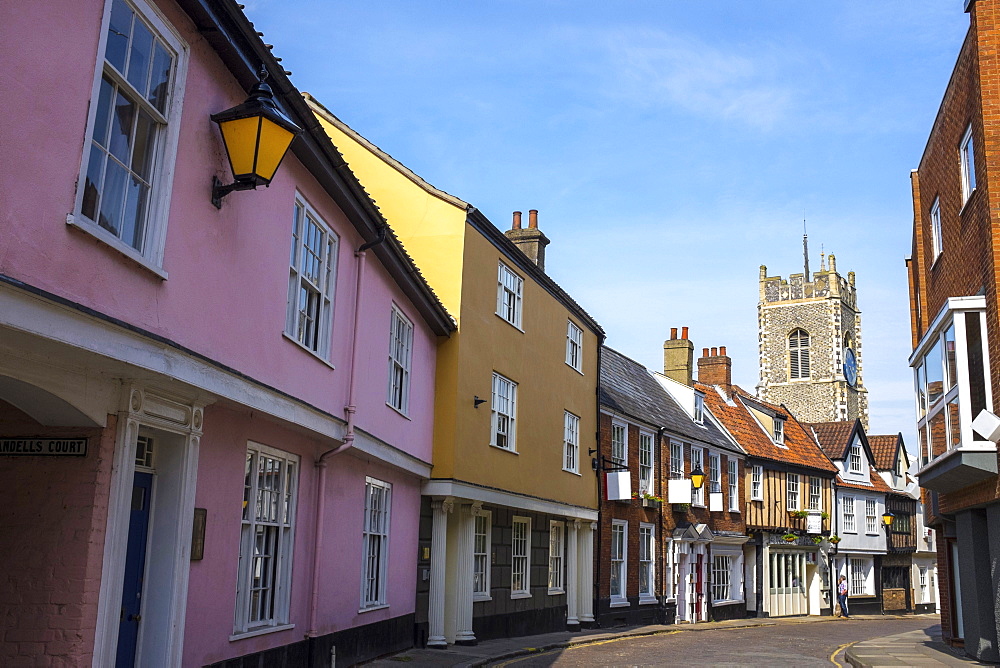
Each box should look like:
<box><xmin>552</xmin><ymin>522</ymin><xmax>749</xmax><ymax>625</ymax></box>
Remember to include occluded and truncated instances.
<box><xmin>0</xmin><ymin>0</ymin><xmax>453</xmax><ymax>666</ymax></box>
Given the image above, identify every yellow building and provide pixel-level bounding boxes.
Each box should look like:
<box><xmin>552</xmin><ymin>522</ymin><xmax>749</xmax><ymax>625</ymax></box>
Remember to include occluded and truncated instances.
<box><xmin>308</xmin><ymin>96</ymin><xmax>604</xmax><ymax>645</ymax></box>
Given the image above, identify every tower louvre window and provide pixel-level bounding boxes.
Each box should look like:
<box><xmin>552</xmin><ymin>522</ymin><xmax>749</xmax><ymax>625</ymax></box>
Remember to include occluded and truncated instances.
<box><xmin>788</xmin><ymin>329</ymin><xmax>810</xmax><ymax>379</ymax></box>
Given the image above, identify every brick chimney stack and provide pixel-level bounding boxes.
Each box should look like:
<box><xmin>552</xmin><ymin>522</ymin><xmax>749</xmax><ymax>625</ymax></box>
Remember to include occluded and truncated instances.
<box><xmin>698</xmin><ymin>345</ymin><xmax>732</xmax><ymax>390</ymax></box>
<box><xmin>505</xmin><ymin>209</ymin><xmax>550</xmax><ymax>271</ymax></box>
<box><xmin>663</xmin><ymin>327</ymin><xmax>695</xmax><ymax>386</ymax></box>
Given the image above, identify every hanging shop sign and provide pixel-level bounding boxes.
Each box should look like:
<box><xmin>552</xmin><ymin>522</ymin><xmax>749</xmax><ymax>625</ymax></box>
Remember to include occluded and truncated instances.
<box><xmin>0</xmin><ymin>438</ymin><xmax>88</xmax><ymax>456</ymax></box>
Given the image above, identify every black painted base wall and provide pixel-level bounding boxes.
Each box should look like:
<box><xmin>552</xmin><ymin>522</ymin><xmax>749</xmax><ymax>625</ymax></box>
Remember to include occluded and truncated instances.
<box><xmin>474</xmin><ymin>604</ymin><xmax>567</xmax><ymax>642</ymax></box>
<box><xmin>914</xmin><ymin>603</ymin><xmax>936</xmax><ymax>614</ymax></box>
<box><xmin>709</xmin><ymin>601</ymin><xmax>747</xmax><ymax>622</ymax></box>
<box><xmin>204</xmin><ymin>613</ymin><xmax>415</xmax><ymax>668</ymax></box>
<box><xmin>846</xmin><ymin>597</ymin><xmax>882</xmax><ymax>616</ymax></box>
<box><xmin>594</xmin><ymin>597</ymin><xmax>667</xmax><ymax>628</ymax></box>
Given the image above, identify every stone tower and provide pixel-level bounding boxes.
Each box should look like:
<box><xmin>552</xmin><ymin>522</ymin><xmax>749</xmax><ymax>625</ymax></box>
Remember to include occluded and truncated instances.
<box><xmin>757</xmin><ymin>254</ymin><xmax>868</xmax><ymax>429</ymax></box>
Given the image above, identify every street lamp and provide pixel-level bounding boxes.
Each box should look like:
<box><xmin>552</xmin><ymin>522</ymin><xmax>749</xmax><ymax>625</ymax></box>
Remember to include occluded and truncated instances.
<box><xmin>881</xmin><ymin>510</ymin><xmax>896</xmax><ymax>530</ymax></box>
<box><xmin>211</xmin><ymin>66</ymin><xmax>301</xmax><ymax>208</ymax></box>
<box><xmin>690</xmin><ymin>464</ymin><xmax>706</xmax><ymax>490</ymax></box>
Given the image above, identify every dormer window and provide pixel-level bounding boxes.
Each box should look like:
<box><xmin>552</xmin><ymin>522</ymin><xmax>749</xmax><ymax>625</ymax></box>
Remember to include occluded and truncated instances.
<box><xmin>773</xmin><ymin>418</ymin><xmax>784</xmax><ymax>444</ymax></box>
<box><xmin>849</xmin><ymin>440</ymin><xmax>863</xmax><ymax>473</ymax></box>
<box><xmin>694</xmin><ymin>394</ymin><xmax>705</xmax><ymax>424</ymax></box>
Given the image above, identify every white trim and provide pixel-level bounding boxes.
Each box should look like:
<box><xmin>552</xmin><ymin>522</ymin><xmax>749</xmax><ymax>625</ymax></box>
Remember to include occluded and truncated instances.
<box><xmin>548</xmin><ymin>520</ymin><xmax>565</xmax><ymax>594</ymax></box>
<box><xmin>610</xmin><ymin>519</ymin><xmax>628</xmax><ymax>604</ymax></box>
<box><xmin>0</xmin><ymin>282</ymin><xmax>433</xmax><ymax>479</ymax></box>
<box><xmin>227</xmin><ymin>623</ymin><xmax>295</xmax><ymax>642</ymax></box>
<box><xmin>420</xmin><ymin>479</ymin><xmax>598</xmax><ymax>520</ymax></box>
<box><xmin>511</xmin><ymin>516</ymin><xmax>531</xmax><ymax>597</ymax></box>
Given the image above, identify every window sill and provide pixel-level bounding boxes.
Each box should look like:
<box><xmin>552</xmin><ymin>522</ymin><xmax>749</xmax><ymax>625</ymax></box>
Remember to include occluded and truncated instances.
<box><xmin>474</xmin><ymin>594</ymin><xmax>492</xmax><ymax>602</ymax></box>
<box><xmin>639</xmin><ymin>595</ymin><xmax>658</xmax><ymax>605</ymax></box>
<box><xmin>547</xmin><ymin>588</ymin><xmax>565</xmax><ymax>596</ymax></box>
<box><xmin>495</xmin><ymin>313</ymin><xmax>524</xmax><ymax>333</ymax></box>
<box><xmin>565</xmin><ymin>362</ymin><xmax>585</xmax><ymax>376</ymax></box>
<box><xmin>490</xmin><ymin>444</ymin><xmax>518</xmax><ymax>455</ymax></box>
<box><xmin>511</xmin><ymin>592</ymin><xmax>532</xmax><ymax>600</ymax></box>
<box><xmin>282</xmin><ymin>332</ymin><xmax>336</xmax><ymax>369</ymax></box>
<box><xmin>712</xmin><ymin>598</ymin><xmax>745</xmax><ymax>606</ymax></box>
<box><xmin>609</xmin><ymin>599</ymin><xmax>630</xmax><ymax>608</ymax></box>
<box><xmin>67</xmin><ymin>213</ymin><xmax>168</xmax><ymax>280</ymax></box>
<box><xmin>359</xmin><ymin>604</ymin><xmax>389</xmax><ymax>614</ymax></box>
<box><xmin>230</xmin><ymin>623</ymin><xmax>295</xmax><ymax>642</ymax></box>
<box><xmin>562</xmin><ymin>468</ymin><xmax>582</xmax><ymax>476</ymax></box>
<box><xmin>386</xmin><ymin>402</ymin><xmax>412</xmax><ymax>420</ymax></box>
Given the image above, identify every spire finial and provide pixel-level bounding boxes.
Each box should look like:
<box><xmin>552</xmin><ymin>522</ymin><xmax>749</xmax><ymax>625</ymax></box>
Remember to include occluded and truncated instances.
<box><xmin>803</xmin><ymin>218</ymin><xmax>810</xmax><ymax>279</ymax></box>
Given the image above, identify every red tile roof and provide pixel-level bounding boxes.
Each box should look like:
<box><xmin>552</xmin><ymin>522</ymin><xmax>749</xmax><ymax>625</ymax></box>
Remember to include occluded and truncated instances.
<box><xmin>697</xmin><ymin>383</ymin><xmax>837</xmax><ymax>473</ymax></box>
<box><xmin>868</xmin><ymin>434</ymin><xmax>902</xmax><ymax>471</ymax></box>
<box><xmin>808</xmin><ymin>421</ymin><xmax>860</xmax><ymax>460</ymax></box>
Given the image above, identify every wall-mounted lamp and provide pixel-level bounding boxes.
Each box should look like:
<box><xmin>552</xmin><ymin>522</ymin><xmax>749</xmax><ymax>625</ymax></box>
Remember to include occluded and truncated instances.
<box><xmin>473</xmin><ymin>396</ymin><xmax>487</xmax><ymax>408</ymax></box>
<box><xmin>690</xmin><ymin>464</ymin><xmax>706</xmax><ymax>490</ymax></box>
<box><xmin>881</xmin><ymin>510</ymin><xmax>896</xmax><ymax>530</ymax></box>
<box><xmin>211</xmin><ymin>66</ymin><xmax>301</xmax><ymax>208</ymax></box>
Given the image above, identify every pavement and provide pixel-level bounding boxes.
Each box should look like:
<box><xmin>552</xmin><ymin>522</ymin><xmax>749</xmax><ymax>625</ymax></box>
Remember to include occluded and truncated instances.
<box><xmin>362</xmin><ymin>614</ymin><xmax>996</xmax><ymax>668</ymax></box>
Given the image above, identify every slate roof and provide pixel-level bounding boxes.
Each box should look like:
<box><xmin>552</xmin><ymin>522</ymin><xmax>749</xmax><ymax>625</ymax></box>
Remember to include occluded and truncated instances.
<box><xmin>868</xmin><ymin>434</ymin><xmax>903</xmax><ymax>471</ymax></box>
<box><xmin>697</xmin><ymin>383</ymin><xmax>838</xmax><ymax>473</ymax></box>
<box><xmin>600</xmin><ymin>347</ymin><xmax>739</xmax><ymax>454</ymax></box>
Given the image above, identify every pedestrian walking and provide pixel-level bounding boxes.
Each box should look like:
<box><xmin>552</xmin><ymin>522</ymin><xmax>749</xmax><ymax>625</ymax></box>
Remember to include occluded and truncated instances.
<box><xmin>837</xmin><ymin>575</ymin><xmax>850</xmax><ymax>618</ymax></box>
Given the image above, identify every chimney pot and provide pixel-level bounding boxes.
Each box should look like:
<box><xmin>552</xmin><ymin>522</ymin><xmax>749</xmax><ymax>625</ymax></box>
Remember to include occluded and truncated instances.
<box><xmin>702</xmin><ymin>348</ymin><xmax>710</xmax><ymax>357</ymax></box>
<box><xmin>711</xmin><ymin>347</ymin><xmax>718</xmax><ymax>357</ymax></box>
<box><xmin>681</xmin><ymin>326</ymin><xmax>689</xmax><ymax>340</ymax></box>
<box><xmin>720</xmin><ymin>346</ymin><xmax>727</xmax><ymax>356</ymax></box>
<box><xmin>671</xmin><ymin>327</ymin><xmax>678</xmax><ymax>340</ymax></box>
<box><xmin>512</xmin><ymin>211</ymin><xmax>522</xmax><ymax>230</ymax></box>
<box><xmin>528</xmin><ymin>209</ymin><xmax>539</xmax><ymax>229</ymax></box>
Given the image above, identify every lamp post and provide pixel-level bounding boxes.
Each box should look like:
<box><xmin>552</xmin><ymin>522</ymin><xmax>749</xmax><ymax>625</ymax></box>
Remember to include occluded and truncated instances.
<box><xmin>211</xmin><ymin>66</ymin><xmax>301</xmax><ymax>208</ymax></box>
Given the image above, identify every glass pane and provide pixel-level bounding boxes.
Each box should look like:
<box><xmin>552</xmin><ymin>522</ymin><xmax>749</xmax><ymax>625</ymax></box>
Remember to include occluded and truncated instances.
<box><xmin>98</xmin><ymin>159</ymin><xmax>128</xmax><ymax>235</ymax></box>
<box><xmin>243</xmin><ymin>452</ymin><xmax>253</xmax><ymax>521</ymax></box>
<box><xmin>929</xmin><ymin>411</ymin><xmax>946</xmax><ymax>461</ymax></box>
<box><xmin>82</xmin><ymin>145</ymin><xmax>107</xmax><ymax>222</ymax></box>
<box><xmin>915</xmin><ymin>362</ymin><xmax>927</xmax><ymax>418</ymax></box>
<box><xmin>925</xmin><ymin>339</ymin><xmax>943</xmax><ymax>405</ymax></box>
<box><xmin>131</xmin><ymin>109</ymin><xmax>156</xmax><ymax>181</ymax></box>
<box><xmin>106</xmin><ymin>0</ymin><xmax>132</xmax><ymax>73</ymax></box>
<box><xmin>966</xmin><ymin>312</ymin><xmax>987</xmax><ymax>420</ymax></box>
<box><xmin>121</xmin><ymin>176</ymin><xmax>148</xmax><ymax>251</ymax></box>
<box><xmin>944</xmin><ymin>324</ymin><xmax>957</xmax><ymax>390</ymax></box>
<box><xmin>126</xmin><ymin>18</ymin><xmax>154</xmax><ymax>94</ymax></box>
<box><xmin>148</xmin><ymin>41</ymin><xmax>173</xmax><ymax>113</ymax></box>
<box><xmin>108</xmin><ymin>90</ymin><xmax>135</xmax><ymax>164</ymax></box>
<box><xmin>93</xmin><ymin>77</ymin><xmax>115</xmax><ymax>148</ymax></box>
<box><xmin>947</xmin><ymin>397</ymin><xmax>961</xmax><ymax>450</ymax></box>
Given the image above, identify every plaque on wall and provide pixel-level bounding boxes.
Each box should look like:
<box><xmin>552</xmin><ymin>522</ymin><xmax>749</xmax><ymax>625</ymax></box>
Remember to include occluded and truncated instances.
<box><xmin>0</xmin><ymin>438</ymin><xmax>88</xmax><ymax>456</ymax></box>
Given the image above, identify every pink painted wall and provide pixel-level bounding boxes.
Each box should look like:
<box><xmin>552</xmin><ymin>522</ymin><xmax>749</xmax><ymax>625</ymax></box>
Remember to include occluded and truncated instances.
<box><xmin>0</xmin><ymin>0</ymin><xmax>438</xmax><ymax>464</ymax></box>
<box><xmin>184</xmin><ymin>404</ymin><xmax>422</xmax><ymax>666</ymax></box>
<box><xmin>0</xmin><ymin>403</ymin><xmax>116</xmax><ymax>666</ymax></box>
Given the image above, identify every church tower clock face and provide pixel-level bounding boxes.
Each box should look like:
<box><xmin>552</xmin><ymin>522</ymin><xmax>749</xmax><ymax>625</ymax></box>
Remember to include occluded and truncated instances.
<box><xmin>757</xmin><ymin>255</ymin><xmax>868</xmax><ymax>428</ymax></box>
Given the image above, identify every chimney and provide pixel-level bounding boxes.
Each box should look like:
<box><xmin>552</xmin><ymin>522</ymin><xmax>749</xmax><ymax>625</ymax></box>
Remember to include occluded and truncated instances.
<box><xmin>698</xmin><ymin>345</ymin><xmax>732</xmax><ymax>389</ymax></box>
<box><xmin>505</xmin><ymin>209</ymin><xmax>550</xmax><ymax>271</ymax></box>
<box><xmin>663</xmin><ymin>327</ymin><xmax>695</xmax><ymax>386</ymax></box>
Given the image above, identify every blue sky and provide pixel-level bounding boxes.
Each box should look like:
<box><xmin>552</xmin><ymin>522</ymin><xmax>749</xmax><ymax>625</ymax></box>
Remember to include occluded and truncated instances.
<box><xmin>246</xmin><ymin>1</ymin><xmax>970</xmax><ymax>451</ymax></box>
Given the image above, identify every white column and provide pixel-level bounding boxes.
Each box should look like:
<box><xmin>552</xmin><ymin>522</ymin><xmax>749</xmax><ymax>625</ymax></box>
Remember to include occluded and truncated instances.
<box><xmin>427</xmin><ymin>498</ymin><xmax>453</xmax><ymax>648</ymax></box>
<box><xmin>566</xmin><ymin>520</ymin><xmax>580</xmax><ymax>627</ymax></box>
<box><xmin>454</xmin><ymin>502</ymin><xmax>478</xmax><ymax>645</ymax></box>
<box><xmin>578</xmin><ymin>522</ymin><xmax>596</xmax><ymax>623</ymax></box>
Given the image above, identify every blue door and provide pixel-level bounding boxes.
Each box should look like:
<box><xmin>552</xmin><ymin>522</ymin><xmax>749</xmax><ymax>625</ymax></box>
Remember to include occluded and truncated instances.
<box><xmin>116</xmin><ymin>472</ymin><xmax>153</xmax><ymax>668</ymax></box>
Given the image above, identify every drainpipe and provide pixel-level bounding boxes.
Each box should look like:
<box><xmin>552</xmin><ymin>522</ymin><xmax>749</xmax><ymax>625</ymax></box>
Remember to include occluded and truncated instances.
<box><xmin>655</xmin><ymin>426</ymin><xmax>666</xmax><ymax>622</ymax></box>
<box><xmin>830</xmin><ymin>481</ymin><xmax>839</xmax><ymax>610</ymax></box>
<box><xmin>307</xmin><ymin>226</ymin><xmax>387</xmax><ymax>638</ymax></box>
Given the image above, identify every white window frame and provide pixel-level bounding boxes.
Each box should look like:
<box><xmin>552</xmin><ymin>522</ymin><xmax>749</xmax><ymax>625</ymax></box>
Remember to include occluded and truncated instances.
<box><xmin>849</xmin><ymin>557</ymin><xmax>872</xmax><ymax>596</ymax></box>
<box><xmin>786</xmin><ymin>472</ymin><xmax>800</xmax><ymax>510</ymax></box>
<box><xmin>727</xmin><ymin>458</ymin><xmax>739</xmax><ymax>511</ymax></box>
<box><xmin>548</xmin><ymin>521</ymin><xmax>564</xmax><ymax>594</ymax></box>
<box><xmin>611</xmin><ymin>420</ymin><xmax>627</xmax><ymax>466</ymax></box>
<box><xmin>708</xmin><ymin>452</ymin><xmax>721</xmax><ymax>494</ymax></box>
<box><xmin>286</xmin><ymin>195</ymin><xmax>339</xmax><ymax>360</ymax></box>
<box><xmin>843</xmin><ymin>495</ymin><xmax>857</xmax><ymax>533</ymax></box>
<box><xmin>639</xmin><ymin>523</ymin><xmax>656</xmax><ymax>603</ymax></box>
<box><xmin>361</xmin><ymin>477</ymin><xmax>392</xmax><ymax>611</ymax></box>
<box><xmin>663</xmin><ymin>539</ymin><xmax>676</xmax><ymax>601</ymax></box>
<box><xmin>386</xmin><ymin>306</ymin><xmax>413</xmax><ymax>415</ymax></box>
<box><xmin>491</xmin><ymin>372</ymin><xmax>518</xmax><ymax>452</ymax></box>
<box><xmin>71</xmin><ymin>0</ymin><xmax>188</xmax><ymax>276</ymax></box>
<box><xmin>497</xmin><ymin>262</ymin><xmax>524</xmax><ymax>329</ymax></box>
<box><xmin>670</xmin><ymin>440</ymin><xmax>684</xmax><ymax>479</ymax></box>
<box><xmin>563</xmin><ymin>411</ymin><xmax>580</xmax><ymax>474</ymax></box>
<box><xmin>473</xmin><ymin>510</ymin><xmax>492</xmax><ymax>600</ymax></box>
<box><xmin>808</xmin><ymin>476</ymin><xmax>822</xmax><ymax>511</ymax></box>
<box><xmin>234</xmin><ymin>442</ymin><xmax>299</xmax><ymax>635</ymax></box>
<box><xmin>849</xmin><ymin>441</ymin><xmax>863</xmax><ymax>474</ymax></box>
<box><xmin>691</xmin><ymin>447</ymin><xmax>705</xmax><ymax>506</ymax></box>
<box><xmin>639</xmin><ymin>431</ymin><xmax>654</xmax><ymax>494</ymax></box>
<box><xmin>930</xmin><ymin>198</ymin><xmax>943</xmax><ymax>260</ymax></box>
<box><xmin>712</xmin><ymin>554</ymin><xmax>732</xmax><ymax>603</ymax></box>
<box><xmin>773</xmin><ymin>418</ymin><xmax>785</xmax><ymax>444</ymax></box>
<box><xmin>511</xmin><ymin>516</ymin><xmax>531</xmax><ymax>598</ymax></box>
<box><xmin>865</xmin><ymin>498</ymin><xmax>878</xmax><ymax>535</ymax></box>
<box><xmin>919</xmin><ymin>566</ymin><xmax>928</xmax><ymax>603</ymax></box>
<box><xmin>694</xmin><ymin>394</ymin><xmax>705</xmax><ymax>424</ymax></box>
<box><xmin>566</xmin><ymin>320</ymin><xmax>583</xmax><ymax>372</ymax></box>
<box><xmin>751</xmin><ymin>464</ymin><xmax>763</xmax><ymax>501</ymax></box>
<box><xmin>610</xmin><ymin>520</ymin><xmax>628</xmax><ymax>605</ymax></box>
<box><xmin>961</xmin><ymin>124</ymin><xmax>976</xmax><ymax>203</ymax></box>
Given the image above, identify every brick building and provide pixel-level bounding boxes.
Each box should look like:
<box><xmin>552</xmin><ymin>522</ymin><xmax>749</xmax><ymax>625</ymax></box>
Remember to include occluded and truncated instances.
<box><xmin>906</xmin><ymin>0</ymin><xmax>1000</xmax><ymax>660</ymax></box>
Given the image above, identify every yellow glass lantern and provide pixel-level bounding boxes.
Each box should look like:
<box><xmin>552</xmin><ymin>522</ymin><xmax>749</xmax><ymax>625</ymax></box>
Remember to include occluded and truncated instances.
<box><xmin>690</xmin><ymin>464</ymin><xmax>706</xmax><ymax>490</ymax></box>
<box><xmin>882</xmin><ymin>510</ymin><xmax>896</xmax><ymax>529</ymax></box>
<box><xmin>211</xmin><ymin>66</ymin><xmax>301</xmax><ymax>208</ymax></box>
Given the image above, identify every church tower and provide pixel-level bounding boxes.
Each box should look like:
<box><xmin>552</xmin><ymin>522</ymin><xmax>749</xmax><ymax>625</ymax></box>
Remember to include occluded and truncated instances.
<box><xmin>757</xmin><ymin>253</ymin><xmax>868</xmax><ymax>429</ymax></box>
